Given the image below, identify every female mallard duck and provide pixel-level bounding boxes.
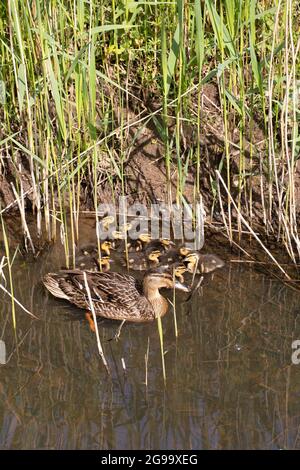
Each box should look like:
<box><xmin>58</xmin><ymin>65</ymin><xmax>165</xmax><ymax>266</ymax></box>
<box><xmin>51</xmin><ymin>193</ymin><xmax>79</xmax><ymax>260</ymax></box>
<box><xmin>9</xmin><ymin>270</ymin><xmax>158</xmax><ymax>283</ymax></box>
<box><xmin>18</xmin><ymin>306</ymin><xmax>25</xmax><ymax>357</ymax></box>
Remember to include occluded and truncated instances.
<box><xmin>183</xmin><ymin>252</ymin><xmax>224</xmax><ymax>274</ymax></box>
<box><xmin>43</xmin><ymin>268</ymin><xmax>189</xmax><ymax>331</ymax></box>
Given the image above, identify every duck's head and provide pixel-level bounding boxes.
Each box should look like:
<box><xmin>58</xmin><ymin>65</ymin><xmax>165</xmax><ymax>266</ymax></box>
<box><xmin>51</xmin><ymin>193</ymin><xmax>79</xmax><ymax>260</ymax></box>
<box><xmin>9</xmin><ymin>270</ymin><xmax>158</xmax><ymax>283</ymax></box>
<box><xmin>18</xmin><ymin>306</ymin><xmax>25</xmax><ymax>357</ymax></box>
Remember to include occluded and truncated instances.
<box><xmin>160</xmin><ymin>238</ymin><xmax>175</xmax><ymax>248</ymax></box>
<box><xmin>143</xmin><ymin>269</ymin><xmax>189</xmax><ymax>318</ymax></box>
<box><xmin>95</xmin><ymin>255</ymin><xmax>112</xmax><ymax>271</ymax></box>
<box><xmin>148</xmin><ymin>250</ymin><xmax>162</xmax><ymax>263</ymax></box>
<box><xmin>138</xmin><ymin>233</ymin><xmax>152</xmax><ymax>244</ymax></box>
<box><xmin>179</xmin><ymin>246</ymin><xmax>191</xmax><ymax>257</ymax></box>
<box><xmin>172</xmin><ymin>263</ymin><xmax>188</xmax><ymax>283</ymax></box>
<box><xmin>100</xmin><ymin>240</ymin><xmax>113</xmax><ymax>256</ymax></box>
<box><xmin>143</xmin><ymin>267</ymin><xmax>189</xmax><ymax>292</ymax></box>
<box><xmin>183</xmin><ymin>252</ymin><xmax>199</xmax><ymax>272</ymax></box>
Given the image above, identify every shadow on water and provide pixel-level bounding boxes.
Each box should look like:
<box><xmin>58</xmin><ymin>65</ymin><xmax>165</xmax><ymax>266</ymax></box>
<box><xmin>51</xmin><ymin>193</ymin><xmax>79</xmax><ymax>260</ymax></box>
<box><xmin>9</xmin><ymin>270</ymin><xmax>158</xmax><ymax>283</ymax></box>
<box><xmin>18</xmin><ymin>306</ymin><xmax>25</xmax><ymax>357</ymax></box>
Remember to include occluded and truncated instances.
<box><xmin>1</xmin><ymin>218</ymin><xmax>300</xmax><ymax>449</ymax></box>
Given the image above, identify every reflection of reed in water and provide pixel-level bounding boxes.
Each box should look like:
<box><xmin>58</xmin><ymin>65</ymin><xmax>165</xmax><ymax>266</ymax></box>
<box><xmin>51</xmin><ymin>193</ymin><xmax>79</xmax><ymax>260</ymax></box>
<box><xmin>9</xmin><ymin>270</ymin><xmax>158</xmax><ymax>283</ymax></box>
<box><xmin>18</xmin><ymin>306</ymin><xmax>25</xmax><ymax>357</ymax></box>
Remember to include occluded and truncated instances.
<box><xmin>1</xmin><ymin>253</ymin><xmax>300</xmax><ymax>449</ymax></box>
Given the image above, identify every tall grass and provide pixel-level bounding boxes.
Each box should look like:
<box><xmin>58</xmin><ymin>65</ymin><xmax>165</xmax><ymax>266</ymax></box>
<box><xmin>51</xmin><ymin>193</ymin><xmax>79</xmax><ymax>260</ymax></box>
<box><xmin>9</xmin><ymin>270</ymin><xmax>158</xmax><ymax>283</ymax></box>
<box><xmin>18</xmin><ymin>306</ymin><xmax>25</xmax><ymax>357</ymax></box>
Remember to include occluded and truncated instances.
<box><xmin>0</xmin><ymin>0</ymin><xmax>299</xmax><ymax>261</ymax></box>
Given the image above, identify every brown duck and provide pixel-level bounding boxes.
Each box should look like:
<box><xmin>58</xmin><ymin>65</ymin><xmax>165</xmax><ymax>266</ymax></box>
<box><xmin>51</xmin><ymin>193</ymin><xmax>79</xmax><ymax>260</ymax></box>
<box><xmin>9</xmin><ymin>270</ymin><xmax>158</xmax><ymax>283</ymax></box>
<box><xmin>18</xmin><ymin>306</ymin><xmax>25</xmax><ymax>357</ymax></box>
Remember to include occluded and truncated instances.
<box><xmin>43</xmin><ymin>268</ymin><xmax>189</xmax><ymax>327</ymax></box>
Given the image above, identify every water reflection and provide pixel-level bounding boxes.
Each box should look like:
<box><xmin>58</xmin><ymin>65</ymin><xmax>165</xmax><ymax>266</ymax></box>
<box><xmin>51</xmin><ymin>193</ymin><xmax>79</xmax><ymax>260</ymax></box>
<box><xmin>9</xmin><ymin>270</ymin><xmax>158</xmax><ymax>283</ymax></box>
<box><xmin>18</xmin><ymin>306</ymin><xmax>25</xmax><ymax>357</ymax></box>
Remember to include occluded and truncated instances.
<box><xmin>1</xmin><ymin>222</ymin><xmax>300</xmax><ymax>449</ymax></box>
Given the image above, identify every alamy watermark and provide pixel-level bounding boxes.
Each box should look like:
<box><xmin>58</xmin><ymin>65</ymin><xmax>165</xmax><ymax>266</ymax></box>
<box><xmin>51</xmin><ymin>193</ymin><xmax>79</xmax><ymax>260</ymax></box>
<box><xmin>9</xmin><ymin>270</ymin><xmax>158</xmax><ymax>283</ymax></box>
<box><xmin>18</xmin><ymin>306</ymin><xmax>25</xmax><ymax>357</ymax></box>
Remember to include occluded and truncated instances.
<box><xmin>96</xmin><ymin>197</ymin><xmax>206</xmax><ymax>250</ymax></box>
<box><xmin>0</xmin><ymin>340</ymin><xmax>6</xmax><ymax>365</ymax></box>
<box><xmin>291</xmin><ymin>340</ymin><xmax>300</xmax><ymax>365</ymax></box>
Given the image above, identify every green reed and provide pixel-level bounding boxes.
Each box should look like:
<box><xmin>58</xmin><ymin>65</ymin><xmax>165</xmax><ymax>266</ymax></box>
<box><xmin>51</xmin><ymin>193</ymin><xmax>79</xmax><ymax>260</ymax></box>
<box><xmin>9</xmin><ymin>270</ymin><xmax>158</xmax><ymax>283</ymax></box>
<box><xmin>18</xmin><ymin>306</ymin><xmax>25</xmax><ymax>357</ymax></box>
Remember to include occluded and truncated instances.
<box><xmin>0</xmin><ymin>0</ymin><xmax>300</xmax><ymax>260</ymax></box>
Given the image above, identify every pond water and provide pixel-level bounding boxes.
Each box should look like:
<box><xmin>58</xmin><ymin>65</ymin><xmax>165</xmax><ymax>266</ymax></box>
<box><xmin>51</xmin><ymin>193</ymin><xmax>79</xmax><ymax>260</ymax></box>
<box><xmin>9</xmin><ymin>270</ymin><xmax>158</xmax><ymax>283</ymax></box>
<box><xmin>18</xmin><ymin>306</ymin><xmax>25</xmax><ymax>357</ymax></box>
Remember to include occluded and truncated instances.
<box><xmin>1</xmin><ymin>218</ymin><xmax>300</xmax><ymax>450</ymax></box>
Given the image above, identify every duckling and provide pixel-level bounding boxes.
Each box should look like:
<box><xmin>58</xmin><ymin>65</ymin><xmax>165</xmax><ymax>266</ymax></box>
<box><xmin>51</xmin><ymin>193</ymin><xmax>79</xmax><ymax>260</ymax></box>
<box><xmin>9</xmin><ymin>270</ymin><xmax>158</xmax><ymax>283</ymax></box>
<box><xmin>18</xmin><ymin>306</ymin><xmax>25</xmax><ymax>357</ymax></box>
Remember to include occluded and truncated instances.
<box><xmin>144</xmin><ymin>238</ymin><xmax>175</xmax><ymax>256</ymax></box>
<box><xmin>122</xmin><ymin>250</ymin><xmax>162</xmax><ymax>271</ymax></box>
<box><xmin>81</xmin><ymin>241</ymin><xmax>113</xmax><ymax>257</ymax></box>
<box><xmin>158</xmin><ymin>245</ymin><xmax>191</xmax><ymax>265</ymax></box>
<box><xmin>172</xmin><ymin>263</ymin><xmax>188</xmax><ymax>283</ymax></box>
<box><xmin>94</xmin><ymin>255</ymin><xmax>113</xmax><ymax>272</ymax></box>
<box><xmin>77</xmin><ymin>242</ymin><xmax>113</xmax><ymax>271</ymax></box>
<box><xmin>127</xmin><ymin>233</ymin><xmax>151</xmax><ymax>252</ymax></box>
<box><xmin>111</xmin><ymin>223</ymin><xmax>133</xmax><ymax>250</ymax></box>
<box><xmin>163</xmin><ymin>262</ymin><xmax>188</xmax><ymax>283</ymax></box>
<box><xmin>100</xmin><ymin>241</ymin><xmax>113</xmax><ymax>256</ymax></box>
<box><xmin>113</xmin><ymin>231</ymin><xmax>149</xmax><ymax>253</ymax></box>
<box><xmin>183</xmin><ymin>252</ymin><xmax>225</xmax><ymax>274</ymax></box>
<box><xmin>126</xmin><ymin>234</ymin><xmax>174</xmax><ymax>254</ymax></box>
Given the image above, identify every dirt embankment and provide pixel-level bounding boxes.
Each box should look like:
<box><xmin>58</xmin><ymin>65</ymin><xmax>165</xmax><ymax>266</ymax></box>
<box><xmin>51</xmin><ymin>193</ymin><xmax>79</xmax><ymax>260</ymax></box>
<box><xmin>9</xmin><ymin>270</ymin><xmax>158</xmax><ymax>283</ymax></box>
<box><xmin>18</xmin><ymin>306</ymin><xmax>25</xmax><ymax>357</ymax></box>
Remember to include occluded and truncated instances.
<box><xmin>1</xmin><ymin>82</ymin><xmax>300</xmax><ymax>275</ymax></box>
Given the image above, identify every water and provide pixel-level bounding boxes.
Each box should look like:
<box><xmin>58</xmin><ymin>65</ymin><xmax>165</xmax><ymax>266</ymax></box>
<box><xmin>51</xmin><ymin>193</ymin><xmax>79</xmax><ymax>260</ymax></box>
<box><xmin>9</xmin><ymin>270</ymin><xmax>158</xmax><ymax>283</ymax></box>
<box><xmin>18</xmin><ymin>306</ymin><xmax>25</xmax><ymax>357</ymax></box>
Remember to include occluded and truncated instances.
<box><xmin>1</xmin><ymin>220</ymin><xmax>300</xmax><ymax>449</ymax></box>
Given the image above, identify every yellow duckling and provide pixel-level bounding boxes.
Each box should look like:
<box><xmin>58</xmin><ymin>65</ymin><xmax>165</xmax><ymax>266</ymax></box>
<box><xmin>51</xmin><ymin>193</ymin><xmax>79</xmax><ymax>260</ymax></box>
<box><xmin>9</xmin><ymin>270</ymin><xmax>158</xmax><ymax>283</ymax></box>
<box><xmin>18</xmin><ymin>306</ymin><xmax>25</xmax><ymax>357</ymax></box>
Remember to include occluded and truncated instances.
<box><xmin>94</xmin><ymin>255</ymin><xmax>113</xmax><ymax>272</ymax></box>
<box><xmin>81</xmin><ymin>241</ymin><xmax>113</xmax><ymax>257</ymax></box>
<box><xmin>122</xmin><ymin>249</ymin><xmax>162</xmax><ymax>271</ymax></box>
<box><xmin>144</xmin><ymin>238</ymin><xmax>175</xmax><ymax>256</ymax></box>
<box><xmin>158</xmin><ymin>245</ymin><xmax>191</xmax><ymax>265</ymax></box>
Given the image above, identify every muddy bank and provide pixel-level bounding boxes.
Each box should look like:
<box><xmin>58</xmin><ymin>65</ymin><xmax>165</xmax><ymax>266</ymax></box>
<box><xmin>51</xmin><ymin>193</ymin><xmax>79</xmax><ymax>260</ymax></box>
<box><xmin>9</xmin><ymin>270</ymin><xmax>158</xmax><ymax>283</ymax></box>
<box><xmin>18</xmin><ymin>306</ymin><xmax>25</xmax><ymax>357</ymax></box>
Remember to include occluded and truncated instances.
<box><xmin>1</xmin><ymin>83</ymin><xmax>300</xmax><ymax>270</ymax></box>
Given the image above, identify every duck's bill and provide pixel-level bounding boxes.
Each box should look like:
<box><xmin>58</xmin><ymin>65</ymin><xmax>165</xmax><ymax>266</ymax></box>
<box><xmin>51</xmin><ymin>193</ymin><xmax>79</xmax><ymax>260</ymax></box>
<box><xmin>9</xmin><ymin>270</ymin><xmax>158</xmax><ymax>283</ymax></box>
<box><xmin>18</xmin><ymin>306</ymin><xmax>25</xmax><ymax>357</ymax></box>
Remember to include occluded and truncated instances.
<box><xmin>174</xmin><ymin>281</ymin><xmax>190</xmax><ymax>292</ymax></box>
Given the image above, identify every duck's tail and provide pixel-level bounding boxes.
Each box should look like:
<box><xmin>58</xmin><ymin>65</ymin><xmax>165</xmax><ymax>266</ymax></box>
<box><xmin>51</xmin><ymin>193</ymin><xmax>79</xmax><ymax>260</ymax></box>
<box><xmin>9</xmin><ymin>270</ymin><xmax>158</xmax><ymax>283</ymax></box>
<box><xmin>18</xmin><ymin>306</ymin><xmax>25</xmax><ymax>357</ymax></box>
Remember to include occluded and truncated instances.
<box><xmin>43</xmin><ymin>273</ymin><xmax>70</xmax><ymax>300</ymax></box>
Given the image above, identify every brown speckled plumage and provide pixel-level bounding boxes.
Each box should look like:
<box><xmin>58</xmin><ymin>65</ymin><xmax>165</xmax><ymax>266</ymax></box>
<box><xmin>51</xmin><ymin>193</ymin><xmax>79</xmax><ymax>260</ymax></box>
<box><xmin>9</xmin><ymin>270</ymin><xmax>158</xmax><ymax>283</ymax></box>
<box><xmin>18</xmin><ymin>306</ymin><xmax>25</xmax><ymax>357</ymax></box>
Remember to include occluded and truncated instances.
<box><xmin>43</xmin><ymin>269</ymin><xmax>186</xmax><ymax>322</ymax></box>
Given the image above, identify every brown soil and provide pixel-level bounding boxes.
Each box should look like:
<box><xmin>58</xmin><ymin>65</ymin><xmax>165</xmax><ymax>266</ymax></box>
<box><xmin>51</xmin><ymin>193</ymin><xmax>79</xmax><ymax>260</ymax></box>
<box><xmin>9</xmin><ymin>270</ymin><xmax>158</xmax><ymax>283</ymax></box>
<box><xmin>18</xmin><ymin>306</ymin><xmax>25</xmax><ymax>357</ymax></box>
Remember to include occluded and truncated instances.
<box><xmin>2</xmin><ymin>82</ymin><xmax>300</xmax><ymax>278</ymax></box>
